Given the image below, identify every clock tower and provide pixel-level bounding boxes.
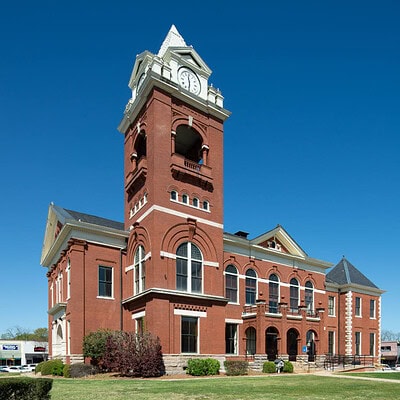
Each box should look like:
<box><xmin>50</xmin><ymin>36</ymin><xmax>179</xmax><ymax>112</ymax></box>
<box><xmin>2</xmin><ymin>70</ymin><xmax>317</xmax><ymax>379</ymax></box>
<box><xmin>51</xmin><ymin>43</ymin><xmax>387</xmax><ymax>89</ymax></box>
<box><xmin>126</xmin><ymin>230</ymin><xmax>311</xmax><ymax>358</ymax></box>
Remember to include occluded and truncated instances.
<box><xmin>118</xmin><ymin>25</ymin><xmax>231</xmax><ymax>356</ymax></box>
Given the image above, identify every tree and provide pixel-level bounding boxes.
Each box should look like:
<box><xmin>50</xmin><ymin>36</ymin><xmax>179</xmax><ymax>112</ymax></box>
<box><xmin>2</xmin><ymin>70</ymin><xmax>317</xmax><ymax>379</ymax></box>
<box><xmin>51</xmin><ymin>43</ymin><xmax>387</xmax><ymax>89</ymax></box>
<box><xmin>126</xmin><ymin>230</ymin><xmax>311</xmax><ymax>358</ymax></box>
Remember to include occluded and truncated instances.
<box><xmin>381</xmin><ymin>330</ymin><xmax>400</xmax><ymax>341</ymax></box>
<box><xmin>0</xmin><ymin>326</ymin><xmax>48</xmax><ymax>341</ymax></box>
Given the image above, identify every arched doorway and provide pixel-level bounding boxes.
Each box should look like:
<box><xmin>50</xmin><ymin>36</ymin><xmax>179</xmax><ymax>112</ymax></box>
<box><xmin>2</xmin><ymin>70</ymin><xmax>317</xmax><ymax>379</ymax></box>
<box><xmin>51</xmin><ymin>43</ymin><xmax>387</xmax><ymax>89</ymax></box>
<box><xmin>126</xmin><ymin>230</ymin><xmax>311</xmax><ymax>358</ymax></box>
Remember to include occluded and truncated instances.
<box><xmin>245</xmin><ymin>327</ymin><xmax>256</xmax><ymax>356</ymax></box>
<box><xmin>287</xmin><ymin>328</ymin><xmax>299</xmax><ymax>361</ymax></box>
<box><xmin>306</xmin><ymin>330</ymin><xmax>317</xmax><ymax>362</ymax></box>
<box><xmin>265</xmin><ymin>327</ymin><xmax>279</xmax><ymax>361</ymax></box>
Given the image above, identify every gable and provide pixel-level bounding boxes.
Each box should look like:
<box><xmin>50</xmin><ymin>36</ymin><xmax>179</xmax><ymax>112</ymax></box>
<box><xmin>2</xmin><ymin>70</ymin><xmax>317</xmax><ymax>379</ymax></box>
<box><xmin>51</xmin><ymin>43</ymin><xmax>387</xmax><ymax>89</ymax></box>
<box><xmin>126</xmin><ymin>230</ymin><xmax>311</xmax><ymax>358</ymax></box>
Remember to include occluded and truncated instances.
<box><xmin>251</xmin><ymin>225</ymin><xmax>307</xmax><ymax>258</ymax></box>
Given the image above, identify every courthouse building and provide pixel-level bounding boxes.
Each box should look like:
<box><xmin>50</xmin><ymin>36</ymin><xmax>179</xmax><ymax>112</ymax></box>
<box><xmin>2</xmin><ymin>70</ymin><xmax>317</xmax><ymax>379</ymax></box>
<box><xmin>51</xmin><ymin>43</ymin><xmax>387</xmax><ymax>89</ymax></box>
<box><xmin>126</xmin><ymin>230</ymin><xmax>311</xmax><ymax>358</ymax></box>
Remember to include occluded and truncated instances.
<box><xmin>41</xmin><ymin>26</ymin><xmax>384</xmax><ymax>372</ymax></box>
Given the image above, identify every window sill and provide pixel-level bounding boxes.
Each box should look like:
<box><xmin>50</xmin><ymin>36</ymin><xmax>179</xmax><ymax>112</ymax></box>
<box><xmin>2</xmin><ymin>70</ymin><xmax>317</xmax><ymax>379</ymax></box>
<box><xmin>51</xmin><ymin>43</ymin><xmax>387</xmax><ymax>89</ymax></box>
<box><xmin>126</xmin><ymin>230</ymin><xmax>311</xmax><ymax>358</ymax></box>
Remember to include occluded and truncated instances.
<box><xmin>97</xmin><ymin>296</ymin><xmax>115</xmax><ymax>300</ymax></box>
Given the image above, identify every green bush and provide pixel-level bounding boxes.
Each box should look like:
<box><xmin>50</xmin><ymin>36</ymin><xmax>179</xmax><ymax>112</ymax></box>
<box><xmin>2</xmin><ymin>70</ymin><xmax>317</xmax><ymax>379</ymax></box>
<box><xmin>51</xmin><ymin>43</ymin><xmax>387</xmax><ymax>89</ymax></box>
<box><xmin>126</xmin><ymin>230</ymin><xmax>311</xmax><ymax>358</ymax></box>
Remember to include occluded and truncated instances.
<box><xmin>83</xmin><ymin>329</ymin><xmax>112</xmax><ymax>367</ymax></box>
<box><xmin>40</xmin><ymin>359</ymin><xmax>65</xmax><ymax>376</ymax></box>
<box><xmin>35</xmin><ymin>361</ymin><xmax>45</xmax><ymax>374</ymax></box>
<box><xmin>262</xmin><ymin>361</ymin><xmax>276</xmax><ymax>373</ymax></box>
<box><xmin>69</xmin><ymin>363</ymin><xmax>97</xmax><ymax>378</ymax></box>
<box><xmin>63</xmin><ymin>363</ymin><xmax>71</xmax><ymax>378</ymax></box>
<box><xmin>0</xmin><ymin>377</ymin><xmax>52</xmax><ymax>400</ymax></box>
<box><xmin>283</xmin><ymin>361</ymin><xmax>294</xmax><ymax>373</ymax></box>
<box><xmin>224</xmin><ymin>360</ymin><xmax>248</xmax><ymax>376</ymax></box>
<box><xmin>186</xmin><ymin>358</ymin><xmax>220</xmax><ymax>376</ymax></box>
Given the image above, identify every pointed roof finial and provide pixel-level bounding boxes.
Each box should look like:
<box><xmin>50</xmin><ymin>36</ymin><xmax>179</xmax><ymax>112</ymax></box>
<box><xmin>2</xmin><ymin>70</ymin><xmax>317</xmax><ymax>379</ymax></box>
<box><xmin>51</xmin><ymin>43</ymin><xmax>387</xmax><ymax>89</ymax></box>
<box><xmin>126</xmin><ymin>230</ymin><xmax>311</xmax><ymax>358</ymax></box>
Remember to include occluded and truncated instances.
<box><xmin>157</xmin><ymin>24</ymin><xmax>187</xmax><ymax>57</ymax></box>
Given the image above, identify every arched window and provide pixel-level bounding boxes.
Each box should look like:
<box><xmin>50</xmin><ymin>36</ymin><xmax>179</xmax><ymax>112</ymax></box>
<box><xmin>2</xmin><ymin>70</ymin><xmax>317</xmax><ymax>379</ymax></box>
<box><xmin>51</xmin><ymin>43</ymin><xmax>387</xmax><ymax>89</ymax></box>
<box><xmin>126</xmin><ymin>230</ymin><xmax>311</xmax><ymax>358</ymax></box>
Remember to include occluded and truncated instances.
<box><xmin>245</xmin><ymin>269</ymin><xmax>257</xmax><ymax>305</ymax></box>
<box><xmin>268</xmin><ymin>274</ymin><xmax>279</xmax><ymax>313</ymax></box>
<box><xmin>225</xmin><ymin>265</ymin><xmax>238</xmax><ymax>303</ymax></box>
<box><xmin>245</xmin><ymin>327</ymin><xmax>256</xmax><ymax>355</ymax></box>
<box><xmin>176</xmin><ymin>242</ymin><xmax>202</xmax><ymax>293</ymax></box>
<box><xmin>192</xmin><ymin>197</ymin><xmax>199</xmax><ymax>208</ymax></box>
<box><xmin>134</xmin><ymin>245</ymin><xmax>146</xmax><ymax>295</ymax></box>
<box><xmin>182</xmin><ymin>194</ymin><xmax>189</xmax><ymax>204</ymax></box>
<box><xmin>175</xmin><ymin>125</ymin><xmax>203</xmax><ymax>163</ymax></box>
<box><xmin>290</xmin><ymin>278</ymin><xmax>299</xmax><ymax>313</ymax></box>
<box><xmin>203</xmin><ymin>200</ymin><xmax>209</xmax><ymax>211</ymax></box>
<box><xmin>135</xmin><ymin>132</ymin><xmax>147</xmax><ymax>160</ymax></box>
<box><xmin>170</xmin><ymin>190</ymin><xmax>177</xmax><ymax>201</ymax></box>
<box><xmin>305</xmin><ymin>281</ymin><xmax>314</xmax><ymax>314</ymax></box>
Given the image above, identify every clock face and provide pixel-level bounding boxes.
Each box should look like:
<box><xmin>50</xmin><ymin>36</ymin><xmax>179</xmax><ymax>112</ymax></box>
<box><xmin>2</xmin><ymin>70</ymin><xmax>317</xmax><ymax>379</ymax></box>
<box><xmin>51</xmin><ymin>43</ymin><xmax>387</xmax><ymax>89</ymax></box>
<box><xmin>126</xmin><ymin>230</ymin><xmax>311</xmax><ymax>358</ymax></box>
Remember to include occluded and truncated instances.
<box><xmin>178</xmin><ymin>67</ymin><xmax>200</xmax><ymax>95</ymax></box>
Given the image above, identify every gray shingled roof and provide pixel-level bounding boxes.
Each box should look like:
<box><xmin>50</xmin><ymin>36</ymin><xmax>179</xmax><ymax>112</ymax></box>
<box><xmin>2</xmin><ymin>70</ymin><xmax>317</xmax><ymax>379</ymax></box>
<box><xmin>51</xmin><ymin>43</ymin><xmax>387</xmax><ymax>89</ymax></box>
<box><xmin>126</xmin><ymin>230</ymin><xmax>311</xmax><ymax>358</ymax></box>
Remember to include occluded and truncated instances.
<box><xmin>64</xmin><ymin>208</ymin><xmax>125</xmax><ymax>231</ymax></box>
<box><xmin>326</xmin><ymin>257</ymin><xmax>379</xmax><ymax>289</ymax></box>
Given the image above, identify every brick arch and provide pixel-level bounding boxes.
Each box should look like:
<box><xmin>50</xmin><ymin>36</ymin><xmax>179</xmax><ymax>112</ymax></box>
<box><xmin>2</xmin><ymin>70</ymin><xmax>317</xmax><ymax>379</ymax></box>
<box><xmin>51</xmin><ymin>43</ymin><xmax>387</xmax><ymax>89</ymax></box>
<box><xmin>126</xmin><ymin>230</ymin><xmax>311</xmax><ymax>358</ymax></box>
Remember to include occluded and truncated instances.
<box><xmin>266</xmin><ymin>266</ymin><xmax>281</xmax><ymax>281</ymax></box>
<box><xmin>160</xmin><ymin>220</ymin><xmax>217</xmax><ymax>262</ymax></box>
<box><xmin>171</xmin><ymin>117</ymin><xmax>208</xmax><ymax>143</ymax></box>
<box><xmin>242</xmin><ymin>261</ymin><xmax>261</xmax><ymax>277</ymax></box>
<box><xmin>127</xmin><ymin>224</ymin><xmax>151</xmax><ymax>265</ymax></box>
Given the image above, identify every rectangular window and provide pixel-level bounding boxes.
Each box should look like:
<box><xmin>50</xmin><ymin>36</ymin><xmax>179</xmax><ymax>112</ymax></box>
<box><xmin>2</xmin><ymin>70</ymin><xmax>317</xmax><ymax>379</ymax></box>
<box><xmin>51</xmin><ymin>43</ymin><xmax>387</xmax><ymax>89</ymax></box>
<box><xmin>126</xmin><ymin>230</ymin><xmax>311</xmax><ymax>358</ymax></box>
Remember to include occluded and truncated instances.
<box><xmin>136</xmin><ymin>317</ymin><xmax>145</xmax><ymax>335</ymax></box>
<box><xmin>355</xmin><ymin>297</ymin><xmax>361</xmax><ymax>317</ymax></box>
<box><xmin>225</xmin><ymin>324</ymin><xmax>237</xmax><ymax>354</ymax></box>
<box><xmin>355</xmin><ymin>332</ymin><xmax>361</xmax><ymax>355</ymax></box>
<box><xmin>369</xmin><ymin>299</ymin><xmax>376</xmax><ymax>319</ymax></box>
<box><xmin>181</xmin><ymin>316</ymin><xmax>198</xmax><ymax>353</ymax></box>
<box><xmin>369</xmin><ymin>333</ymin><xmax>375</xmax><ymax>356</ymax></box>
<box><xmin>328</xmin><ymin>331</ymin><xmax>335</xmax><ymax>355</ymax></box>
<box><xmin>328</xmin><ymin>296</ymin><xmax>335</xmax><ymax>316</ymax></box>
<box><xmin>98</xmin><ymin>266</ymin><xmax>113</xmax><ymax>298</ymax></box>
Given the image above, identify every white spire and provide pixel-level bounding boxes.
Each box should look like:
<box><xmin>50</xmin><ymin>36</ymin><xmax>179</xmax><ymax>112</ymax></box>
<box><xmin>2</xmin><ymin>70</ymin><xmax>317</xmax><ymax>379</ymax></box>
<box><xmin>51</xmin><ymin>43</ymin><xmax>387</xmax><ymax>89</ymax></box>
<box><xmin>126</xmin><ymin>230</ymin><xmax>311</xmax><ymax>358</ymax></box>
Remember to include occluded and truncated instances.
<box><xmin>157</xmin><ymin>24</ymin><xmax>187</xmax><ymax>57</ymax></box>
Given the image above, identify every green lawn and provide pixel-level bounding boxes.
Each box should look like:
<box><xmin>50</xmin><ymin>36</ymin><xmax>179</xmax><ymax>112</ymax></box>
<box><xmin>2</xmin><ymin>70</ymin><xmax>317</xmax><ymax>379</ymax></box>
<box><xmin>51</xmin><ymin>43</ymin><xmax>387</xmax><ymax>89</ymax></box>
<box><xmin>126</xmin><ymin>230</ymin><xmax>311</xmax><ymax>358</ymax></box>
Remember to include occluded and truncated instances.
<box><xmin>50</xmin><ymin>375</ymin><xmax>400</xmax><ymax>400</ymax></box>
<box><xmin>344</xmin><ymin>371</ymin><xmax>400</xmax><ymax>380</ymax></box>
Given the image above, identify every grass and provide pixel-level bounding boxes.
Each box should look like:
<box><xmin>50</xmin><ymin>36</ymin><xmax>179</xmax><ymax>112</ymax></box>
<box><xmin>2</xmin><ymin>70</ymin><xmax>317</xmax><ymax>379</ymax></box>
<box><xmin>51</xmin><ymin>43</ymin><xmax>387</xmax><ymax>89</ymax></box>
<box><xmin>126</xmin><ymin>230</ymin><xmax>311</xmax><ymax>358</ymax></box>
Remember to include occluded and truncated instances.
<box><xmin>49</xmin><ymin>374</ymin><xmax>400</xmax><ymax>400</ymax></box>
<box><xmin>344</xmin><ymin>371</ymin><xmax>400</xmax><ymax>380</ymax></box>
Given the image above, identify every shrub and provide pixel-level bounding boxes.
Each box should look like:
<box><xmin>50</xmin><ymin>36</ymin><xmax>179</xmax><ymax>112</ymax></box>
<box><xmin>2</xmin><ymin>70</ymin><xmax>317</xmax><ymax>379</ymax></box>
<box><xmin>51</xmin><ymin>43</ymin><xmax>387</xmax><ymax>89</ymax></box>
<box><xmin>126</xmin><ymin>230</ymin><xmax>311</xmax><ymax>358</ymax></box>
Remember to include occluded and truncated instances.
<box><xmin>69</xmin><ymin>363</ymin><xmax>97</xmax><ymax>378</ymax></box>
<box><xmin>262</xmin><ymin>361</ymin><xmax>276</xmax><ymax>373</ymax></box>
<box><xmin>102</xmin><ymin>331</ymin><xmax>165</xmax><ymax>377</ymax></box>
<box><xmin>35</xmin><ymin>361</ymin><xmax>45</xmax><ymax>374</ymax></box>
<box><xmin>63</xmin><ymin>364</ymin><xmax>71</xmax><ymax>378</ymax></box>
<box><xmin>40</xmin><ymin>359</ymin><xmax>64</xmax><ymax>376</ymax></box>
<box><xmin>187</xmin><ymin>358</ymin><xmax>220</xmax><ymax>376</ymax></box>
<box><xmin>83</xmin><ymin>329</ymin><xmax>113</xmax><ymax>367</ymax></box>
<box><xmin>224</xmin><ymin>360</ymin><xmax>248</xmax><ymax>376</ymax></box>
<box><xmin>283</xmin><ymin>361</ymin><xmax>294</xmax><ymax>373</ymax></box>
<box><xmin>0</xmin><ymin>377</ymin><xmax>52</xmax><ymax>400</ymax></box>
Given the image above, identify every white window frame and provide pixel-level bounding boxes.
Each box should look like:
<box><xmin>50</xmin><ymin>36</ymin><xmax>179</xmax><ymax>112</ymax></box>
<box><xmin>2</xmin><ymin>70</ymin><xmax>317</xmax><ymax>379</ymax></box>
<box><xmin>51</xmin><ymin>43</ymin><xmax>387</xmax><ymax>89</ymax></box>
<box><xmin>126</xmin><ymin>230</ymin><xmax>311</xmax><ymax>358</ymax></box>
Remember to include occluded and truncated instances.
<box><xmin>134</xmin><ymin>245</ymin><xmax>146</xmax><ymax>295</ymax></box>
<box><xmin>97</xmin><ymin>265</ymin><xmax>114</xmax><ymax>299</ymax></box>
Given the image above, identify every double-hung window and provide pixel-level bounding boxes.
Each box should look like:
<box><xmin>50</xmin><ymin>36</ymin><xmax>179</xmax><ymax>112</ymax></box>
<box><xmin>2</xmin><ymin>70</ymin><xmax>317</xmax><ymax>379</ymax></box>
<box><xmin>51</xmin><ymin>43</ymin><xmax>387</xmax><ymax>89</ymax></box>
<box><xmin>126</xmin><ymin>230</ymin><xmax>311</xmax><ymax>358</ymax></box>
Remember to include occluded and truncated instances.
<box><xmin>98</xmin><ymin>266</ymin><xmax>113</xmax><ymax>298</ymax></box>
<box><xmin>268</xmin><ymin>274</ymin><xmax>279</xmax><ymax>313</ymax></box>
<box><xmin>134</xmin><ymin>245</ymin><xmax>146</xmax><ymax>295</ymax></box>
<box><xmin>225</xmin><ymin>265</ymin><xmax>238</xmax><ymax>303</ymax></box>
<box><xmin>181</xmin><ymin>316</ymin><xmax>198</xmax><ymax>353</ymax></box>
<box><xmin>176</xmin><ymin>242</ymin><xmax>202</xmax><ymax>293</ymax></box>
<box><xmin>245</xmin><ymin>269</ymin><xmax>257</xmax><ymax>305</ymax></box>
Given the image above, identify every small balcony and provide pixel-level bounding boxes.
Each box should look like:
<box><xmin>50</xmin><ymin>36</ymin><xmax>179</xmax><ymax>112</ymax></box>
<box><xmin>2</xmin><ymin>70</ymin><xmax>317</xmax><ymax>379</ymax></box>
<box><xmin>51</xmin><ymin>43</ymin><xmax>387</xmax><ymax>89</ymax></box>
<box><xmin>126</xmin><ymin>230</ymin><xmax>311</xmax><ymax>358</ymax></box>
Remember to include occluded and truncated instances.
<box><xmin>125</xmin><ymin>157</ymin><xmax>148</xmax><ymax>198</ymax></box>
<box><xmin>171</xmin><ymin>153</ymin><xmax>213</xmax><ymax>192</ymax></box>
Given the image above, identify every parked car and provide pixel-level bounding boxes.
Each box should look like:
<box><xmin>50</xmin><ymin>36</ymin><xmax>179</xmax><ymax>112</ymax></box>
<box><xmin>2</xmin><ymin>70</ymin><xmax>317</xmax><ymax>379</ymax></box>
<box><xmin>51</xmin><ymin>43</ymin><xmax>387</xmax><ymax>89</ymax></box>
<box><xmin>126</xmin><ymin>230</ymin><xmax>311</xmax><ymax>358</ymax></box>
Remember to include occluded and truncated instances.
<box><xmin>20</xmin><ymin>364</ymin><xmax>37</xmax><ymax>372</ymax></box>
<box><xmin>0</xmin><ymin>366</ymin><xmax>23</xmax><ymax>373</ymax></box>
<box><xmin>395</xmin><ymin>364</ymin><xmax>400</xmax><ymax>371</ymax></box>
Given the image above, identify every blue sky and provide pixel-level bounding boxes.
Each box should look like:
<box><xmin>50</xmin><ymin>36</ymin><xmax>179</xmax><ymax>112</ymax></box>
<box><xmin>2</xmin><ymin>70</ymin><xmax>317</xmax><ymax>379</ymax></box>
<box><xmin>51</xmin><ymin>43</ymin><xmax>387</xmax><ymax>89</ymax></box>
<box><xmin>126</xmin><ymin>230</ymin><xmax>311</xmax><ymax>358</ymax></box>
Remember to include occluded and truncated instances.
<box><xmin>1</xmin><ymin>1</ymin><xmax>399</xmax><ymax>335</ymax></box>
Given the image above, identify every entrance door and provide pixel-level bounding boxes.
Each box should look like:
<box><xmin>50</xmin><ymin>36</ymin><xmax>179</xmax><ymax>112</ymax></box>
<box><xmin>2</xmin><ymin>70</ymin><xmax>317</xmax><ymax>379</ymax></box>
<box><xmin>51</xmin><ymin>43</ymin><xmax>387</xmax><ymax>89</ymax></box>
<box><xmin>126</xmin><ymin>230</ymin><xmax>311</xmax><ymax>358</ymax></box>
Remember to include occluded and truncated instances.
<box><xmin>287</xmin><ymin>328</ymin><xmax>299</xmax><ymax>361</ymax></box>
<box><xmin>265</xmin><ymin>327</ymin><xmax>279</xmax><ymax>361</ymax></box>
